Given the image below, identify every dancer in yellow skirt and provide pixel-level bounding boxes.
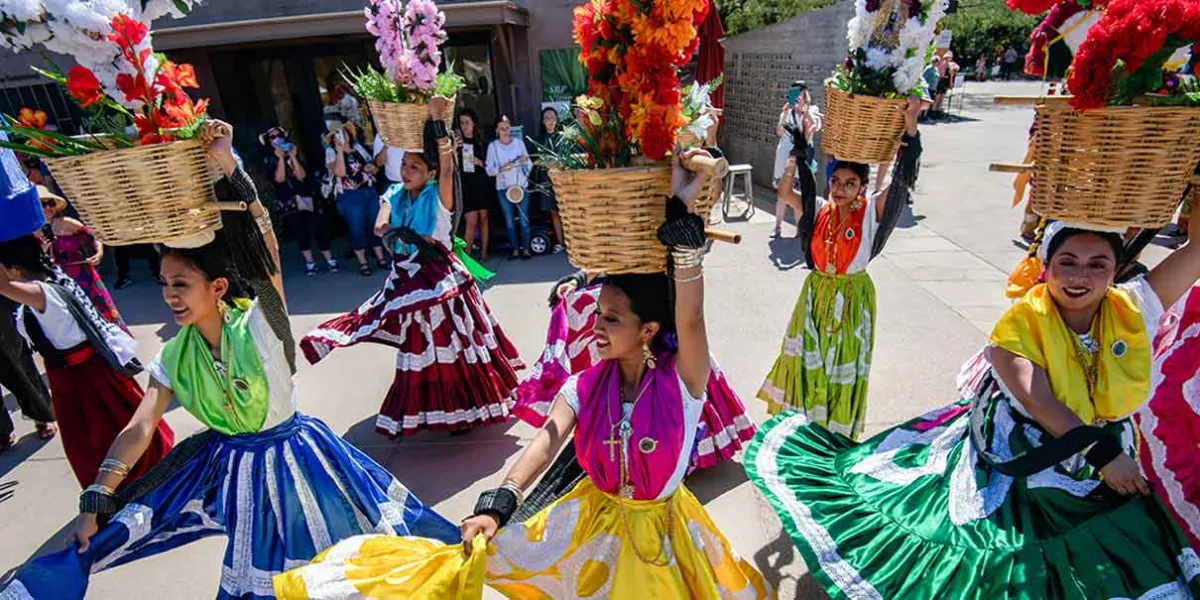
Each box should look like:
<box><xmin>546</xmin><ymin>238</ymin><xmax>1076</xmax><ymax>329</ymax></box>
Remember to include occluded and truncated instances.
<box><xmin>274</xmin><ymin>151</ymin><xmax>770</xmax><ymax>599</ymax></box>
<box><xmin>757</xmin><ymin>99</ymin><xmax>923</xmax><ymax>439</ymax></box>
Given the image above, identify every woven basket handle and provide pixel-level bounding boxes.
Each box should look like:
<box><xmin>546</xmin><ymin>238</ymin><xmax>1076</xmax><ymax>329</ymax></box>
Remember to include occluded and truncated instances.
<box><xmin>705</xmin><ymin>228</ymin><xmax>741</xmax><ymax>245</ymax></box>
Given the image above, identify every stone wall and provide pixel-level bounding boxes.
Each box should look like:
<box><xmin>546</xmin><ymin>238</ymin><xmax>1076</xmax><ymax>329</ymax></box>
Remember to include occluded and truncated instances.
<box><xmin>722</xmin><ymin>0</ymin><xmax>855</xmax><ymax>188</ymax></box>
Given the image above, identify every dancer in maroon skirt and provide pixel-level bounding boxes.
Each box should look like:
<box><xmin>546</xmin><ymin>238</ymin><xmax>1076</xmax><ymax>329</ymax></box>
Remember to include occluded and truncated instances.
<box><xmin>302</xmin><ymin>106</ymin><xmax>523</xmax><ymax>437</ymax></box>
<box><xmin>0</xmin><ymin>234</ymin><xmax>173</xmax><ymax>487</ymax></box>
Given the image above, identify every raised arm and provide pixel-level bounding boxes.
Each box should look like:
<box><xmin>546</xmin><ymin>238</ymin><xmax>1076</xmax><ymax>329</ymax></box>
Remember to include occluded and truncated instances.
<box><xmin>273</xmin><ymin>151</ymin><xmax>288</xmax><ymax>184</ymax></box>
<box><xmin>665</xmin><ymin>149</ymin><xmax>711</xmax><ymax>396</ymax></box>
<box><xmin>1145</xmin><ymin>224</ymin><xmax>1200</xmax><ymax>310</ymax></box>
<box><xmin>68</xmin><ymin>383</ymin><xmax>174</xmax><ymax>552</ymax></box>
<box><xmin>203</xmin><ymin>120</ymin><xmax>285</xmax><ymax>303</ymax></box>
<box><xmin>870</xmin><ymin>98</ymin><xmax>924</xmax><ymax>258</ymax></box>
<box><xmin>437</xmin><ymin>135</ymin><xmax>455</xmax><ymax>211</ymax></box>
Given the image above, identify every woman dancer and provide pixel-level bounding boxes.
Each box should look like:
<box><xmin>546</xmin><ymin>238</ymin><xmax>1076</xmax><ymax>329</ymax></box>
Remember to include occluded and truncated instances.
<box><xmin>274</xmin><ymin>150</ymin><xmax>770</xmax><ymax>599</ymax></box>
<box><xmin>757</xmin><ymin>99</ymin><xmax>923</xmax><ymax>440</ymax></box>
<box><xmin>39</xmin><ymin>186</ymin><xmax>124</xmax><ymax>329</ymax></box>
<box><xmin>0</xmin><ymin>213</ymin><xmax>459</xmax><ymax>600</ymax></box>
<box><xmin>1138</xmin><ymin>282</ymin><xmax>1200</xmax><ymax>550</ymax></box>
<box><xmin>303</xmin><ymin>108</ymin><xmax>523</xmax><ymax>437</ymax></box>
<box><xmin>0</xmin><ymin>234</ymin><xmax>173</xmax><ymax>489</ymax></box>
<box><xmin>747</xmin><ymin>222</ymin><xmax>1200</xmax><ymax>598</ymax></box>
<box><xmin>456</xmin><ymin>108</ymin><xmax>492</xmax><ymax>261</ymax></box>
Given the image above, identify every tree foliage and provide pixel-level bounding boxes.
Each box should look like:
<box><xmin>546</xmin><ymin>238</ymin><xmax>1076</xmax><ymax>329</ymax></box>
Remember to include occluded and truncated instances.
<box><xmin>719</xmin><ymin>0</ymin><xmax>838</xmax><ymax>37</ymax></box>
<box><xmin>943</xmin><ymin>0</ymin><xmax>1040</xmax><ymax>64</ymax></box>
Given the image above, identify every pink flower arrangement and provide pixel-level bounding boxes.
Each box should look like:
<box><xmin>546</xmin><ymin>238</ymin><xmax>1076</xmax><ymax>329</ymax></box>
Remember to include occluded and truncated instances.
<box><xmin>364</xmin><ymin>0</ymin><xmax>447</xmax><ymax>95</ymax></box>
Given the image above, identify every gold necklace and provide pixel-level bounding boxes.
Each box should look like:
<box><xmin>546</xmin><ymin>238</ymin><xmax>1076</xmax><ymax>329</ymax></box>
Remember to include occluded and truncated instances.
<box><xmin>605</xmin><ymin>370</ymin><xmax>673</xmax><ymax>566</ymax></box>
<box><xmin>1068</xmin><ymin>308</ymin><xmax>1102</xmax><ymax>400</ymax></box>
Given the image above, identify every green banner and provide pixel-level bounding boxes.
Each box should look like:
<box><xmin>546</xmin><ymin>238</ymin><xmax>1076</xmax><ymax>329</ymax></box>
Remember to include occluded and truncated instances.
<box><xmin>540</xmin><ymin>48</ymin><xmax>588</xmax><ymax>102</ymax></box>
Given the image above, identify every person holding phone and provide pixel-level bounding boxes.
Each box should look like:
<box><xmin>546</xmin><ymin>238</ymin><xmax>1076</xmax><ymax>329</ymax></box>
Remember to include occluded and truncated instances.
<box><xmin>486</xmin><ymin>115</ymin><xmax>533</xmax><ymax>260</ymax></box>
<box><xmin>323</xmin><ymin>114</ymin><xmax>386</xmax><ymax>276</ymax></box>
<box><xmin>261</xmin><ymin>126</ymin><xmax>338</xmax><ymax>276</ymax></box>
<box><xmin>773</xmin><ymin>81</ymin><xmax>821</xmax><ymax>237</ymax></box>
<box><xmin>39</xmin><ymin>186</ymin><xmax>124</xmax><ymax>330</ymax></box>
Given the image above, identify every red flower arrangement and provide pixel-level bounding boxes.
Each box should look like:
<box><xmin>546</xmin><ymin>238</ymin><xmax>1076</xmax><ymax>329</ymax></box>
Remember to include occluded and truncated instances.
<box><xmin>572</xmin><ymin>0</ymin><xmax>708</xmax><ymax>161</ymax></box>
<box><xmin>1068</xmin><ymin>0</ymin><xmax>1200</xmax><ymax>110</ymax></box>
<box><xmin>1</xmin><ymin>13</ymin><xmax>208</xmax><ymax>157</ymax></box>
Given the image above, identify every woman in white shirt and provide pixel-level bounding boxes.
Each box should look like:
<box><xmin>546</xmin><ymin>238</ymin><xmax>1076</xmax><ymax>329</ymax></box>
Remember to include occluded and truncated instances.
<box><xmin>772</xmin><ymin>82</ymin><xmax>820</xmax><ymax>238</ymax></box>
<box><xmin>486</xmin><ymin>115</ymin><xmax>533</xmax><ymax>260</ymax></box>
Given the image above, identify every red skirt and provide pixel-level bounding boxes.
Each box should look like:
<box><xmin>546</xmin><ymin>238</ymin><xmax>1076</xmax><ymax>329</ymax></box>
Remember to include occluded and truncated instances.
<box><xmin>303</xmin><ymin>249</ymin><xmax>523</xmax><ymax>437</ymax></box>
<box><xmin>47</xmin><ymin>346</ymin><xmax>175</xmax><ymax>488</ymax></box>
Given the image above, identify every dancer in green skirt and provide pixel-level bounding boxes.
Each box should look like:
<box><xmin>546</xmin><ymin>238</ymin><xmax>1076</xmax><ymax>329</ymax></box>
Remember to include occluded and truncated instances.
<box><xmin>758</xmin><ymin>99</ymin><xmax>923</xmax><ymax>439</ymax></box>
<box><xmin>746</xmin><ymin>222</ymin><xmax>1200</xmax><ymax>599</ymax></box>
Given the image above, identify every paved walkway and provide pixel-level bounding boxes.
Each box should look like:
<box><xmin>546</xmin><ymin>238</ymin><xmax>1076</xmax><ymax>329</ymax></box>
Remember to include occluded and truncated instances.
<box><xmin>1</xmin><ymin>80</ymin><xmax>1176</xmax><ymax>598</ymax></box>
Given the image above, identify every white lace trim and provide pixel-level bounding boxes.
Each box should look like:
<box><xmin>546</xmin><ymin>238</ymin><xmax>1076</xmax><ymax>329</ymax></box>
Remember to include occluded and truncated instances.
<box><xmin>0</xmin><ymin>580</ymin><xmax>32</xmax><ymax>600</ymax></box>
<box><xmin>374</xmin><ymin>402</ymin><xmax>511</xmax><ymax>434</ymax></box>
<box><xmin>755</xmin><ymin>412</ymin><xmax>882</xmax><ymax>599</ymax></box>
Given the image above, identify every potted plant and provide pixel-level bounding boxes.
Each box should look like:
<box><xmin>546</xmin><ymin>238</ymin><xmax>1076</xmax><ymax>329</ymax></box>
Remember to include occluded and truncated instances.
<box><xmin>823</xmin><ymin>0</ymin><xmax>949</xmax><ymax>163</ymax></box>
<box><xmin>349</xmin><ymin>0</ymin><xmax>465</xmax><ymax>150</ymax></box>
<box><xmin>536</xmin><ymin>0</ymin><xmax>728</xmax><ymax>275</ymax></box>
<box><xmin>0</xmin><ymin>9</ymin><xmax>237</xmax><ymax>247</ymax></box>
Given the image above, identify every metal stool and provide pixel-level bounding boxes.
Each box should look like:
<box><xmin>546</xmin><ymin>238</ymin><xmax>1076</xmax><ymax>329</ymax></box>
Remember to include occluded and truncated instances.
<box><xmin>722</xmin><ymin>163</ymin><xmax>755</xmax><ymax>221</ymax></box>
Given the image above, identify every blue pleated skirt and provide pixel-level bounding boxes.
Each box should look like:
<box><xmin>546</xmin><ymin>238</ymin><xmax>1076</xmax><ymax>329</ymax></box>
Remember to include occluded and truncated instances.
<box><xmin>1</xmin><ymin>413</ymin><xmax>459</xmax><ymax>599</ymax></box>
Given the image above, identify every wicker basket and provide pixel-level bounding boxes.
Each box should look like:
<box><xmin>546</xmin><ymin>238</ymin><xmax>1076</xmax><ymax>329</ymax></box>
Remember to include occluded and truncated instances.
<box><xmin>1031</xmin><ymin>103</ymin><xmax>1200</xmax><ymax>228</ymax></box>
<box><xmin>550</xmin><ymin>161</ymin><xmax>724</xmax><ymax>274</ymax></box>
<box><xmin>821</xmin><ymin>86</ymin><xmax>907</xmax><ymax>164</ymax></box>
<box><xmin>367</xmin><ymin>97</ymin><xmax>456</xmax><ymax>150</ymax></box>
<box><xmin>44</xmin><ymin>139</ymin><xmax>221</xmax><ymax>246</ymax></box>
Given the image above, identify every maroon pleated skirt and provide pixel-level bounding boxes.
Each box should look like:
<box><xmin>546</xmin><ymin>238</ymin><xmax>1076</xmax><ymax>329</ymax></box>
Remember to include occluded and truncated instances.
<box><xmin>46</xmin><ymin>346</ymin><xmax>174</xmax><ymax>488</ymax></box>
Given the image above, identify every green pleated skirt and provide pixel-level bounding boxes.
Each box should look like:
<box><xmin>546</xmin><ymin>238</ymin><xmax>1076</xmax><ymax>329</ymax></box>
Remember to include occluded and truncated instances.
<box><xmin>745</xmin><ymin>374</ymin><xmax>1200</xmax><ymax>600</ymax></box>
<box><xmin>758</xmin><ymin>269</ymin><xmax>875</xmax><ymax>440</ymax></box>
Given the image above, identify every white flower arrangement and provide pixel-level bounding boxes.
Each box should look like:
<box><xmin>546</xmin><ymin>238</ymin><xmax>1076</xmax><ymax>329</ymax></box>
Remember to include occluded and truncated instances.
<box><xmin>834</xmin><ymin>0</ymin><xmax>949</xmax><ymax>98</ymax></box>
<box><xmin>680</xmin><ymin>76</ymin><xmax>722</xmax><ymax>141</ymax></box>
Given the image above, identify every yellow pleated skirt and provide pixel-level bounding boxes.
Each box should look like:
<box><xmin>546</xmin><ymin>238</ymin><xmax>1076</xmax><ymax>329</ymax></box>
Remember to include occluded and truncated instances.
<box><xmin>274</xmin><ymin>478</ymin><xmax>772</xmax><ymax>599</ymax></box>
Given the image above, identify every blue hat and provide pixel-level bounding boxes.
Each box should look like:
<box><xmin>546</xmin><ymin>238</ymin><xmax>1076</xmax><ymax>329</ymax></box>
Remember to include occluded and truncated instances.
<box><xmin>0</xmin><ymin>133</ymin><xmax>45</xmax><ymax>243</ymax></box>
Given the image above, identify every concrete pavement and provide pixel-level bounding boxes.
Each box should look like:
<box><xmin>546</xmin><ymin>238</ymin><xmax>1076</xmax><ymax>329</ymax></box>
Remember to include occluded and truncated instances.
<box><xmin>2</xmin><ymin>80</ymin><xmax>1175</xmax><ymax>598</ymax></box>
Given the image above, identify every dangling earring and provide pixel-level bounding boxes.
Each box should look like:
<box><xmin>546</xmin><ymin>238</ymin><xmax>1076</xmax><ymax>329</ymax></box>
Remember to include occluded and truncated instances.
<box><xmin>218</xmin><ymin>301</ymin><xmax>231</xmax><ymax>324</ymax></box>
<box><xmin>643</xmin><ymin>342</ymin><xmax>657</xmax><ymax>370</ymax></box>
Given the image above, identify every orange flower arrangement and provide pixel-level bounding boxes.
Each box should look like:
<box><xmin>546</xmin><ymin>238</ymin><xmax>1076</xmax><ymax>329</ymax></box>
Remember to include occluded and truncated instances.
<box><xmin>572</xmin><ymin>0</ymin><xmax>708</xmax><ymax>161</ymax></box>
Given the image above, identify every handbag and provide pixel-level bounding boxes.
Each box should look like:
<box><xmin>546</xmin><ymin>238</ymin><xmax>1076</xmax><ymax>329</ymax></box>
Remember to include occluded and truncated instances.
<box><xmin>505</xmin><ymin>185</ymin><xmax>524</xmax><ymax>204</ymax></box>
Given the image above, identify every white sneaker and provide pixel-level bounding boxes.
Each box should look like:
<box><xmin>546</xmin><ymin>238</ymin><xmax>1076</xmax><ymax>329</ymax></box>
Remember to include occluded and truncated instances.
<box><xmin>553</xmin><ymin>244</ymin><xmax>565</xmax><ymax>254</ymax></box>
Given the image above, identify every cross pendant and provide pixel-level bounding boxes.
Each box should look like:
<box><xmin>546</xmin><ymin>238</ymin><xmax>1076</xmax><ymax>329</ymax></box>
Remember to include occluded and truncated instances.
<box><xmin>604</xmin><ymin>427</ymin><xmax>622</xmax><ymax>462</ymax></box>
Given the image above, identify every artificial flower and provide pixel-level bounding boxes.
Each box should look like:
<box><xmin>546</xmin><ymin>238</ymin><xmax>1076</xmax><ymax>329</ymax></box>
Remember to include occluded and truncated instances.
<box><xmin>66</xmin><ymin>65</ymin><xmax>104</xmax><ymax>107</ymax></box>
<box><xmin>106</xmin><ymin>12</ymin><xmax>147</xmax><ymax>46</ymax></box>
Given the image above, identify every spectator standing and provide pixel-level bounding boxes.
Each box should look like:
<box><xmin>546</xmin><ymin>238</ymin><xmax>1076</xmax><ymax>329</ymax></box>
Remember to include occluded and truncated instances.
<box><xmin>323</xmin><ymin>114</ymin><xmax>386</xmax><ymax>276</ymax></box>
<box><xmin>261</xmin><ymin>126</ymin><xmax>338</xmax><ymax>276</ymax></box>
<box><xmin>0</xmin><ymin>296</ymin><xmax>56</xmax><ymax>449</ymax></box>
<box><xmin>372</xmin><ymin>132</ymin><xmax>404</xmax><ymax>192</ymax></box>
<box><xmin>1003</xmin><ymin>46</ymin><xmax>1019</xmax><ymax>80</ymax></box>
<box><xmin>772</xmin><ymin>81</ymin><xmax>819</xmax><ymax>237</ymax></box>
<box><xmin>38</xmin><ymin>186</ymin><xmax>125</xmax><ymax>329</ymax></box>
<box><xmin>531</xmin><ymin>107</ymin><xmax>565</xmax><ymax>254</ymax></box>
<box><xmin>112</xmin><ymin>244</ymin><xmax>161</xmax><ymax>290</ymax></box>
<box><xmin>456</xmin><ymin>108</ymin><xmax>493</xmax><ymax>261</ymax></box>
<box><xmin>975</xmin><ymin>55</ymin><xmax>988</xmax><ymax>81</ymax></box>
<box><xmin>486</xmin><ymin>115</ymin><xmax>533</xmax><ymax>260</ymax></box>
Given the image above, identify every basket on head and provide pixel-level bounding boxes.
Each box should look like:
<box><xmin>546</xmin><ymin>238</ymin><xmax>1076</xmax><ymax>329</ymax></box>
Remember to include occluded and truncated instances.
<box><xmin>1031</xmin><ymin>103</ymin><xmax>1200</xmax><ymax>228</ymax></box>
<box><xmin>550</xmin><ymin>159</ymin><xmax>725</xmax><ymax>274</ymax></box>
<box><xmin>367</xmin><ymin>97</ymin><xmax>456</xmax><ymax>150</ymax></box>
<box><xmin>822</xmin><ymin>86</ymin><xmax>907</xmax><ymax>164</ymax></box>
<box><xmin>44</xmin><ymin>139</ymin><xmax>221</xmax><ymax>246</ymax></box>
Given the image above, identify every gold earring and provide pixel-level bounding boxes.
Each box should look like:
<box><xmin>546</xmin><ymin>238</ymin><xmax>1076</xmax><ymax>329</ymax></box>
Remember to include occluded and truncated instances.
<box><xmin>218</xmin><ymin>301</ymin><xmax>231</xmax><ymax>323</ymax></box>
<box><xmin>643</xmin><ymin>343</ymin><xmax>657</xmax><ymax>370</ymax></box>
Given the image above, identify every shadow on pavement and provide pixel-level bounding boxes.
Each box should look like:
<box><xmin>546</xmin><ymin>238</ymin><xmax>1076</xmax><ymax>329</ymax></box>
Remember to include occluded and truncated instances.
<box><xmin>769</xmin><ymin>236</ymin><xmax>805</xmax><ymax>271</ymax></box>
<box><xmin>686</xmin><ymin>459</ymin><xmax>750</xmax><ymax>505</ymax></box>
<box><xmin>346</xmin><ymin>416</ymin><xmax>524</xmax><ymax>508</ymax></box>
<box><xmin>895</xmin><ymin>205</ymin><xmax>926</xmax><ymax>229</ymax></box>
<box><xmin>4</xmin><ymin>517</ymin><xmax>73</xmax><ymax>579</ymax></box>
<box><xmin>754</xmin><ymin>528</ymin><xmax>799</xmax><ymax>594</ymax></box>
